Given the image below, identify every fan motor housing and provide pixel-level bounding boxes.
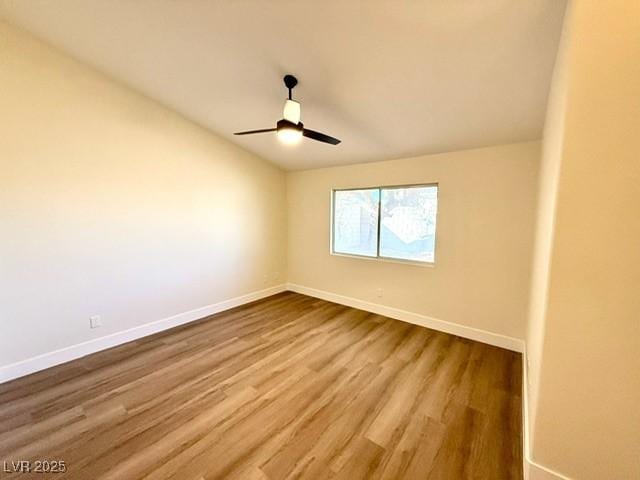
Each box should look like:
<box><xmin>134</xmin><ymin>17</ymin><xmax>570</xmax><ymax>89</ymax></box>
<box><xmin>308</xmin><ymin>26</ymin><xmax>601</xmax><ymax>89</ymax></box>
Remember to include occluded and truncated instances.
<box><xmin>277</xmin><ymin>119</ymin><xmax>303</xmax><ymax>131</ymax></box>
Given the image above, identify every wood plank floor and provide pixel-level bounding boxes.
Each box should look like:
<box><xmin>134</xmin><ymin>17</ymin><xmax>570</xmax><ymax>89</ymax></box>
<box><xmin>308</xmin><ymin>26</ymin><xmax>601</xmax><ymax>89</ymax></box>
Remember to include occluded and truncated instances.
<box><xmin>0</xmin><ymin>292</ymin><xmax>522</xmax><ymax>479</ymax></box>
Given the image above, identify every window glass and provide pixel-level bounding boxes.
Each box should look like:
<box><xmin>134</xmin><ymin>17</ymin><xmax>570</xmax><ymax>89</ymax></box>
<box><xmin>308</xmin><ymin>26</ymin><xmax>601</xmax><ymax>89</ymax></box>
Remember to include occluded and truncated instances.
<box><xmin>379</xmin><ymin>185</ymin><xmax>438</xmax><ymax>262</ymax></box>
<box><xmin>332</xmin><ymin>189</ymin><xmax>380</xmax><ymax>257</ymax></box>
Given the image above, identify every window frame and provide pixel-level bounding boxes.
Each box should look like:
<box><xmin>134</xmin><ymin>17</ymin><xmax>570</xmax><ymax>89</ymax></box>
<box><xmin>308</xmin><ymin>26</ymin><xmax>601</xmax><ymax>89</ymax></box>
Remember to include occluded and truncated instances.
<box><xmin>330</xmin><ymin>183</ymin><xmax>439</xmax><ymax>267</ymax></box>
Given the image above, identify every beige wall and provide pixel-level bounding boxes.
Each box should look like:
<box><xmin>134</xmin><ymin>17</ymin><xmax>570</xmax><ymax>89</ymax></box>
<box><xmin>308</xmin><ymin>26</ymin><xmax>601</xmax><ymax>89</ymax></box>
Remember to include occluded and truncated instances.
<box><xmin>527</xmin><ymin>1</ymin><xmax>640</xmax><ymax>479</ymax></box>
<box><xmin>287</xmin><ymin>142</ymin><xmax>539</xmax><ymax>340</ymax></box>
<box><xmin>0</xmin><ymin>21</ymin><xmax>286</xmax><ymax>367</ymax></box>
<box><xmin>525</xmin><ymin>0</ymin><xmax>570</xmax><ymax>440</ymax></box>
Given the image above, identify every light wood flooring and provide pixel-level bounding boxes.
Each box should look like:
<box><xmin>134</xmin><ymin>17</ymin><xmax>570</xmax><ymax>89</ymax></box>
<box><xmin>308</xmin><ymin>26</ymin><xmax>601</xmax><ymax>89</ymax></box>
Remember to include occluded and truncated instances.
<box><xmin>0</xmin><ymin>292</ymin><xmax>523</xmax><ymax>479</ymax></box>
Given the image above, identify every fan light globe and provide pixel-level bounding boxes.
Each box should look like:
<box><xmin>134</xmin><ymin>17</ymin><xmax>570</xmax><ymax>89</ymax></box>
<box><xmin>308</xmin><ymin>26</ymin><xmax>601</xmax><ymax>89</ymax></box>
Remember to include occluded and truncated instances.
<box><xmin>277</xmin><ymin>127</ymin><xmax>303</xmax><ymax>144</ymax></box>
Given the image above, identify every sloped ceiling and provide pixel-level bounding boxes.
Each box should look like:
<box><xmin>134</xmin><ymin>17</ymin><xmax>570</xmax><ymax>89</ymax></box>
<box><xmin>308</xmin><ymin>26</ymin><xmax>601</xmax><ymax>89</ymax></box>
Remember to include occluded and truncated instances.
<box><xmin>0</xmin><ymin>0</ymin><xmax>567</xmax><ymax>170</ymax></box>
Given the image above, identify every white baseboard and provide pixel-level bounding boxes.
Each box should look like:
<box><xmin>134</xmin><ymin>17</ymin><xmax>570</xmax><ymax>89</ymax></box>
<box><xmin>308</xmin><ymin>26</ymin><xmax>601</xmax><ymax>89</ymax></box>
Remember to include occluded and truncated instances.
<box><xmin>522</xmin><ymin>349</ymin><xmax>572</xmax><ymax>480</ymax></box>
<box><xmin>0</xmin><ymin>284</ymin><xmax>287</xmax><ymax>384</ymax></box>
<box><xmin>286</xmin><ymin>283</ymin><xmax>523</xmax><ymax>352</ymax></box>
<box><xmin>528</xmin><ymin>463</ymin><xmax>572</xmax><ymax>480</ymax></box>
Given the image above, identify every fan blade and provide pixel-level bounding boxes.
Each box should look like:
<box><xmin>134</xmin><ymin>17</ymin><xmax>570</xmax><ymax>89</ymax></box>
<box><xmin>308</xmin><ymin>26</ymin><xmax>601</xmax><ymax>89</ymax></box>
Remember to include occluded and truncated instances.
<box><xmin>234</xmin><ymin>128</ymin><xmax>277</xmax><ymax>135</ymax></box>
<box><xmin>303</xmin><ymin>128</ymin><xmax>341</xmax><ymax>145</ymax></box>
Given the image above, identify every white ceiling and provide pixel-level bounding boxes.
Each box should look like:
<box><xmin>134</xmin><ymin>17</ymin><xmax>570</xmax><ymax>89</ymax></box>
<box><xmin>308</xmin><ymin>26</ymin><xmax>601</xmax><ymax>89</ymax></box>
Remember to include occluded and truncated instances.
<box><xmin>0</xmin><ymin>0</ymin><xmax>566</xmax><ymax>171</ymax></box>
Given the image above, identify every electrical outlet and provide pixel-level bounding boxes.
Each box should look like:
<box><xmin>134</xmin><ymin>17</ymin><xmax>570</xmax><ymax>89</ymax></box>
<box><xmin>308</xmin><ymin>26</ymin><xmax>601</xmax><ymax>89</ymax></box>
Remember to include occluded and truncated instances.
<box><xmin>376</xmin><ymin>288</ymin><xmax>383</xmax><ymax>298</ymax></box>
<box><xmin>90</xmin><ymin>315</ymin><xmax>102</xmax><ymax>329</ymax></box>
<box><xmin>273</xmin><ymin>271</ymin><xmax>280</xmax><ymax>281</ymax></box>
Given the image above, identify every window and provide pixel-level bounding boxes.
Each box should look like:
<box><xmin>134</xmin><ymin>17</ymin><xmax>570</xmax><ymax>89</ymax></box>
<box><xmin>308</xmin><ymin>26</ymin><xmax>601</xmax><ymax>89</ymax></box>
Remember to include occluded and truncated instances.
<box><xmin>332</xmin><ymin>184</ymin><xmax>438</xmax><ymax>263</ymax></box>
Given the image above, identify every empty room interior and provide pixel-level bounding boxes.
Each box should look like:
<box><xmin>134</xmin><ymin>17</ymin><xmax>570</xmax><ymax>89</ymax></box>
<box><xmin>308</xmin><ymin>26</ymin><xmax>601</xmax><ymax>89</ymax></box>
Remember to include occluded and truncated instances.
<box><xmin>0</xmin><ymin>1</ymin><xmax>638</xmax><ymax>479</ymax></box>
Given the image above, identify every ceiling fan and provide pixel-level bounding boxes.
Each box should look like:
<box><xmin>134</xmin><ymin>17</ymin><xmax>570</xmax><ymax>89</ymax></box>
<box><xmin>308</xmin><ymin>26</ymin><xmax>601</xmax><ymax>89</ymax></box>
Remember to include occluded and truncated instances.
<box><xmin>234</xmin><ymin>75</ymin><xmax>341</xmax><ymax>146</ymax></box>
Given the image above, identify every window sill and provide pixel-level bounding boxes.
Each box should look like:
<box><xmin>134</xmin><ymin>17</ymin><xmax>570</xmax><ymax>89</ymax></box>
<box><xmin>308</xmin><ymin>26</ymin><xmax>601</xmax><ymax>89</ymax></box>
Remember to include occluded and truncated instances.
<box><xmin>330</xmin><ymin>252</ymin><xmax>436</xmax><ymax>268</ymax></box>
